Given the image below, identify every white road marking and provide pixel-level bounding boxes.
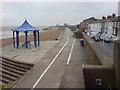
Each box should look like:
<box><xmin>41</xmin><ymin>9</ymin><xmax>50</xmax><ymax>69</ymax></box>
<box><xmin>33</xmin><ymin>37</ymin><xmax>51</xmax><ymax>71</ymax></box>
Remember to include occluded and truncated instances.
<box><xmin>67</xmin><ymin>38</ymin><xmax>76</xmax><ymax>65</ymax></box>
<box><xmin>31</xmin><ymin>37</ymin><xmax>68</xmax><ymax>89</ymax></box>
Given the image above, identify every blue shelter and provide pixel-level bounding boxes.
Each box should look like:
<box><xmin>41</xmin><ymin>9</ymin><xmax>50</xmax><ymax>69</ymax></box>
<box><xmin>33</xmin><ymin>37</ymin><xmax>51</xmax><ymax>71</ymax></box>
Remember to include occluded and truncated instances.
<box><xmin>11</xmin><ymin>19</ymin><xmax>41</xmax><ymax>49</ymax></box>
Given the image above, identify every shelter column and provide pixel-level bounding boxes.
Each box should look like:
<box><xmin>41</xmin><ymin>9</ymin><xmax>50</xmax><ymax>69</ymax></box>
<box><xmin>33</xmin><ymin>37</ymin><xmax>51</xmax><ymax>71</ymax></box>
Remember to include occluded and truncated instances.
<box><xmin>25</xmin><ymin>31</ymin><xmax>28</xmax><ymax>48</ymax></box>
<box><xmin>37</xmin><ymin>31</ymin><xmax>40</xmax><ymax>46</ymax></box>
<box><xmin>33</xmin><ymin>31</ymin><xmax>37</xmax><ymax>47</ymax></box>
<box><xmin>13</xmin><ymin>31</ymin><xmax>15</xmax><ymax>47</ymax></box>
<box><xmin>16</xmin><ymin>31</ymin><xmax>19</xmax><ymax>49</ymax></box>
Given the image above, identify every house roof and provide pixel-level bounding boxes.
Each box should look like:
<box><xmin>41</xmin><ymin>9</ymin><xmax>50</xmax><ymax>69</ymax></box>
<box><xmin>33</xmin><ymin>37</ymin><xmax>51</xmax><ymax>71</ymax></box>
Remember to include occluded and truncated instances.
<box><xmin>11</xmin><ymin>20</ymin><xmax>41</xmax><ymax>31</ymax></box>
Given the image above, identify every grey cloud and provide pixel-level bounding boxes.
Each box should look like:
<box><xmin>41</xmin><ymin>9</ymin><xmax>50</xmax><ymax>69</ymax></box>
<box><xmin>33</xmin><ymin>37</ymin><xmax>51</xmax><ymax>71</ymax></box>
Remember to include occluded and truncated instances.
<box><xmin>2</xmin><ymin>2</ymin><xmax>118</xmax><ymax>26</ymax></box>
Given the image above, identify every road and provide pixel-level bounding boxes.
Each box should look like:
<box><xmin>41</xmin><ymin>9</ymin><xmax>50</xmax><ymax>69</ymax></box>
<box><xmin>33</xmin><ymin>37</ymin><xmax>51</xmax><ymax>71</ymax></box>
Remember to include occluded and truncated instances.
<box><xmin>13</xmin><ymin>28</ymin><xmax>89</xmax><ymax>89</ymax></box>
<box><xmin>97</xmin><ymin>41</ymin><xmax>113</xmax><ymax>58</ymax></box>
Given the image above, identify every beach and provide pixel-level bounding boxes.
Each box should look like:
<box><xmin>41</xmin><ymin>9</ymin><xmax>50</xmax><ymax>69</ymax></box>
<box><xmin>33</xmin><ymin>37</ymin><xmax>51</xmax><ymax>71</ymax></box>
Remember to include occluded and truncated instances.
<box><xmin>0</xmin><ymin>27</ymin><xmax>64</xmax><ymax>47</ymax></box>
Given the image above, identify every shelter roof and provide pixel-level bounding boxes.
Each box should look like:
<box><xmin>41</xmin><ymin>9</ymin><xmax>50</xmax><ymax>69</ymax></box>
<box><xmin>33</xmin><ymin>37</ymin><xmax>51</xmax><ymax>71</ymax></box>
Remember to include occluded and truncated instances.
<box><xmin>11</xmin><ymin>20</ymin><xmax>40</xmax><ymax>31</ymax></box>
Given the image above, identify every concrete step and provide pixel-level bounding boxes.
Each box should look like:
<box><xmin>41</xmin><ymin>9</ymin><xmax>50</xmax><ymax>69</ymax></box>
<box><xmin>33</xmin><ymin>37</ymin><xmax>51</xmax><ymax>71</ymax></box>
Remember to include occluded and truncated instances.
<box><xmin>0</xmin><ymin>77</ymin><xmax>11</xmax><ymax>84</ymax></box>
<box><xmin>0</xmin><ymin>80</ymin><xmax>6</xmax><ymax>86</ymax></box>
<box><xmin>0</xmin><ymin>61</ymin><xmax>26</xmax><ymax>72</ymax></box>
<box><xmin>0</xmin><ymin>68</ymin><xmax>21</xmax><ymax>78</ymax></box>
<box><xmin>1</xmin><ymin>57</ymin><xmax>34</xmax><ymax>67</ymax></box>
<box><xmin>0</xmin><ymin>72</ymin><xmax>16</xmax><ymax>81</ymax></box>
<box><xmin>0</xmin><ymin>64</ymin><xmax>25</xmax><ymax>75</ymax></box>
<box><xmin>0</xmin><ymin>56</ymin><xmax>34</xmax><ymax>88</ymax></box>
<box><xmin>1</xmin><ymin>58</ymin><xmax>32</xmax><ymax>69</ymax></box>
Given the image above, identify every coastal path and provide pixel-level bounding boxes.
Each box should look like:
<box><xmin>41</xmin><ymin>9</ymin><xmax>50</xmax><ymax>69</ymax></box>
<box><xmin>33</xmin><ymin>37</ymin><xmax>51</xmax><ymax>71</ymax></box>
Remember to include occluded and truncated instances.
<box><xmin>13</xmin><ymin>28</ymin><xmax>88</xmax><ymax>89</ymax></box>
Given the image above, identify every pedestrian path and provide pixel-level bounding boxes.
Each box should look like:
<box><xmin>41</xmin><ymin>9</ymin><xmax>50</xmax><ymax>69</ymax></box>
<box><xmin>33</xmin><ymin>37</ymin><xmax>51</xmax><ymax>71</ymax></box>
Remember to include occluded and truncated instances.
<box><xmin>13</xmin><ymin>29</ymin><xmax>94</xmax><ymax>89</ymax></box>
<box><xmin>59</xmin><ymin>38</ymin><xmax>88</xmax><ymax>88</ymax></box>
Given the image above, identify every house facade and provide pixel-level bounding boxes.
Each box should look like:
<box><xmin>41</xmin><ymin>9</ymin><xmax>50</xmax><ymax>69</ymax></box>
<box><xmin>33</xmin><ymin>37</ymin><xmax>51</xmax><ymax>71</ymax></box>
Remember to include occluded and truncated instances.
<box><xmin>80</xmin><ymin>14</ymin><xmax>120</xmax><ymax>40</ymax></box>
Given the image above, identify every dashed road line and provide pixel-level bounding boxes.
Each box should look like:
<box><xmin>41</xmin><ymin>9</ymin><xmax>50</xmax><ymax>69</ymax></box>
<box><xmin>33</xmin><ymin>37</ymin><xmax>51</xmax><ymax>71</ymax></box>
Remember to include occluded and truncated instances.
<box><xmin>67</xmin><ymin>38</ymin><xmax>76</xmax><ymax>65</ymax></box>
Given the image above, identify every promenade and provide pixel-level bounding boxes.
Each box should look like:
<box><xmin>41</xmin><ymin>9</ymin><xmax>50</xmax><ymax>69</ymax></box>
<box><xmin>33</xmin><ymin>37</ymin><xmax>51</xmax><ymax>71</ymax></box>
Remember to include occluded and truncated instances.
<box><xmin>13</xmin><ymin>28</ymin><xmax>90</xmax><ymax>88</ymax></box>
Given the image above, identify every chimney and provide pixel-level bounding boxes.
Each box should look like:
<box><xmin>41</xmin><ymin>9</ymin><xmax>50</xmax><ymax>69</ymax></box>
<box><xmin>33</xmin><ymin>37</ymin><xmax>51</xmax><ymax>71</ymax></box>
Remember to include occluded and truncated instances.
<box><xmin>102</xmin><ymin>16</ymin><xmax>106</xmax><ymax>19</ymax></box>
<box><xmin>112</xmin><ymin>14</ymin><xmax>116</xmax><ymax>17</ymax></box>
<box><xmin>107</xmin><ymin>15</ymin><xmax>112</xmax><ymax>19</ymax></box>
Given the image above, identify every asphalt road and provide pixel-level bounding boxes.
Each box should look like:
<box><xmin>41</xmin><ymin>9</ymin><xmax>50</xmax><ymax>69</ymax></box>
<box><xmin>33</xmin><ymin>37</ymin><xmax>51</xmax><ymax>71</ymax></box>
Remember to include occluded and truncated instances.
<box><xmin>13</xmin><ymin>28</ymin><xmax>88</xmax><ymax>89</ymax></box>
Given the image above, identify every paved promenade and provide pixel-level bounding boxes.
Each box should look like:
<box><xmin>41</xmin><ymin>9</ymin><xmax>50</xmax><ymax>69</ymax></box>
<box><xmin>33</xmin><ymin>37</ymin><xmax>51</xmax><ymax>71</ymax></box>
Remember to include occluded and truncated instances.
<box><xmin>13</xmin><ymin>29</ymin><xmax>91</xmax><ymax>89</ymax></box>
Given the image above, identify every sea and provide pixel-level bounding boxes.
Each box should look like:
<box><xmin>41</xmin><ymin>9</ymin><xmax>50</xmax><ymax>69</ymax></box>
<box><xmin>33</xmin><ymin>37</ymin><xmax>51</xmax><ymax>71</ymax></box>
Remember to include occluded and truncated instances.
<box><xmin>0</xmin><ymin>26</ymin><xmax>49</xmax><ymax>39</ymax></box>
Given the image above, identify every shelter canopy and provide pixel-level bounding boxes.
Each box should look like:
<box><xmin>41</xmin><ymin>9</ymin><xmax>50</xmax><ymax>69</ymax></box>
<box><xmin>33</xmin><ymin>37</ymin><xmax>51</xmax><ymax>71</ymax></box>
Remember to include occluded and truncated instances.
<box><xmin>11</xmin><ymin>20</ymin><xmax>40</xmax><ymax>31</ymax></box>
<box><xmin>11</xmin><ymin>19</ymin><xmax>41</xmax><ymax>49</ymax></box>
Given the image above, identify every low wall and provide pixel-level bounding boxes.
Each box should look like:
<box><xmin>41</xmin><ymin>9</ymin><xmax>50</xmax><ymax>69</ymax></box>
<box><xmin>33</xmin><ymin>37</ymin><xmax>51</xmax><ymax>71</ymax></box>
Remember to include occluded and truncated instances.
<box><xmin>113</xmin><ymin>40</ymin><xmax>120</xmax><ymax>89</ymax></box>
<box><xmin>83</xmin><ymin>65</ymin><xmax>114</xmax><ymax>88</ymax></box>
<box><xmin>83</xmin><ymin>33</ymin><xmax>113</xmax><ymax>66</ymax></box>
<box><xmin>82</xmin><ymin>33</ymin><xmax>115</xmax><ymax>88</ymax></box>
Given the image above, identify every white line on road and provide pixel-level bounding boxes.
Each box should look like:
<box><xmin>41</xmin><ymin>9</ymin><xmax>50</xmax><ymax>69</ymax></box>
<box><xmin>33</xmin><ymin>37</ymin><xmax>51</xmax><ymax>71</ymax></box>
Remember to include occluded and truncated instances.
<box><xmin>67</xmin><ymin>38</ymin><xmax>76</xmax><ymax>65</ymax></box>
<box><xmin>31</xmin><ymin>37</ymin><xmax>69</xmax><ymax>89</ymax></box>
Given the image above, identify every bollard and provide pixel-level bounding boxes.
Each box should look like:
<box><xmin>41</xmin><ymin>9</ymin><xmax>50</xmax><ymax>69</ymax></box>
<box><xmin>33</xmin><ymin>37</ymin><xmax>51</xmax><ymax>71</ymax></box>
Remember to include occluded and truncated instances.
<box><xmin>80</xmin><ymin>38</ymin><xmax>84</xmax><ymax>46</ymax></box>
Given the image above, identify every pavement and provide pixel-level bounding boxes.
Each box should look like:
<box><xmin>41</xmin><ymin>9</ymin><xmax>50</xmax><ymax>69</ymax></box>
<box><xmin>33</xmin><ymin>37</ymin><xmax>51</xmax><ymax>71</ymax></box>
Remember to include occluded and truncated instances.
<box><xmin>0</xmin><ymin>41</ymin><xmax>59</xmax><ymax>64</ymax></box>
<box><xmin>59</xmin><ymin>38</ymin><xmax>88</xmax><ymax>88</ymax></box>
<box><xmin>12</xmin><ymin>28</ymin><xmax>90</xmax><ymax>89</ymax></box>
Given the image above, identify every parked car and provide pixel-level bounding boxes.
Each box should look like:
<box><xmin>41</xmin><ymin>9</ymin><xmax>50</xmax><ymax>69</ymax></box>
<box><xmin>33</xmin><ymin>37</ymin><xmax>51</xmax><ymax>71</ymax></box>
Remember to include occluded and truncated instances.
<box><xmin>100</xmin><ymin>33</ymin><xmax>105</xmax><ymax>41</ymax></box>
<box><xmin>100</xmin><ymin>33</ymin><xmax>111</xmax><ymax>43</ymax></box>
<box><xmin>110</xmin><ymin>35</ymin><xmax>119</xmax><ymax>42</ymax></box>
<box><xmin>104</xmin><ymin>37</ymin><xmax>111</xmax><ymax>43</ymax></box>
<box><xmin>87</xmin><ymin>30</ymin><xmax>98</xmax><ymax>39</ymax></box>
<box><xmin>94</xmin><ymin>32</ymin><xmax>101</xmax><ymax>42</ymax></box>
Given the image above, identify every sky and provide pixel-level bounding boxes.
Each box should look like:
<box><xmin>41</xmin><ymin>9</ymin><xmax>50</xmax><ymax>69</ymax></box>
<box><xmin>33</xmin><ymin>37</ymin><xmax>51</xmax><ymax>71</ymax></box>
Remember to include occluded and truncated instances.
<box><xmin>1</xmin><ymin>1</ymin><xmax>119</xmax><ymax>26</ymax></box>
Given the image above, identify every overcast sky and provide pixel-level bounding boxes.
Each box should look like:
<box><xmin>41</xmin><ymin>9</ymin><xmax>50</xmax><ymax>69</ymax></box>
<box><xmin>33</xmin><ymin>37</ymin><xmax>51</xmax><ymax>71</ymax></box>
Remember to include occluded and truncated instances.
<box><xmin>2</xmin><ymin>2</ymin><xmax>118</xmax><ymax>26</ymax></box>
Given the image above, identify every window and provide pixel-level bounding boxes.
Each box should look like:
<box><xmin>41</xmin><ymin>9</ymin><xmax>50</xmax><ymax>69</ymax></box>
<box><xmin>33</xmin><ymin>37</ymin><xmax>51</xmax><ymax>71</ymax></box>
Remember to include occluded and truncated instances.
<box><xmin>112</xmin><ymin>22</ymin><xmax>118</xmax><ymax>36</ymax></box>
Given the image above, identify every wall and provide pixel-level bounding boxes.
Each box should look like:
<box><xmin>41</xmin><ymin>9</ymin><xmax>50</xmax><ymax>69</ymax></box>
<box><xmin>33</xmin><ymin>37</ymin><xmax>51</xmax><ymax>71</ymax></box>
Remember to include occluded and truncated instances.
<box><xmin>83</xmin><ymin>65</ymin><xmax>114</xmax><ymax>88</ymax></box>
<box><xmin>113</xmin><ymin>40</ymin><xmax>120</xmax><ymax>89</ymax></box>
